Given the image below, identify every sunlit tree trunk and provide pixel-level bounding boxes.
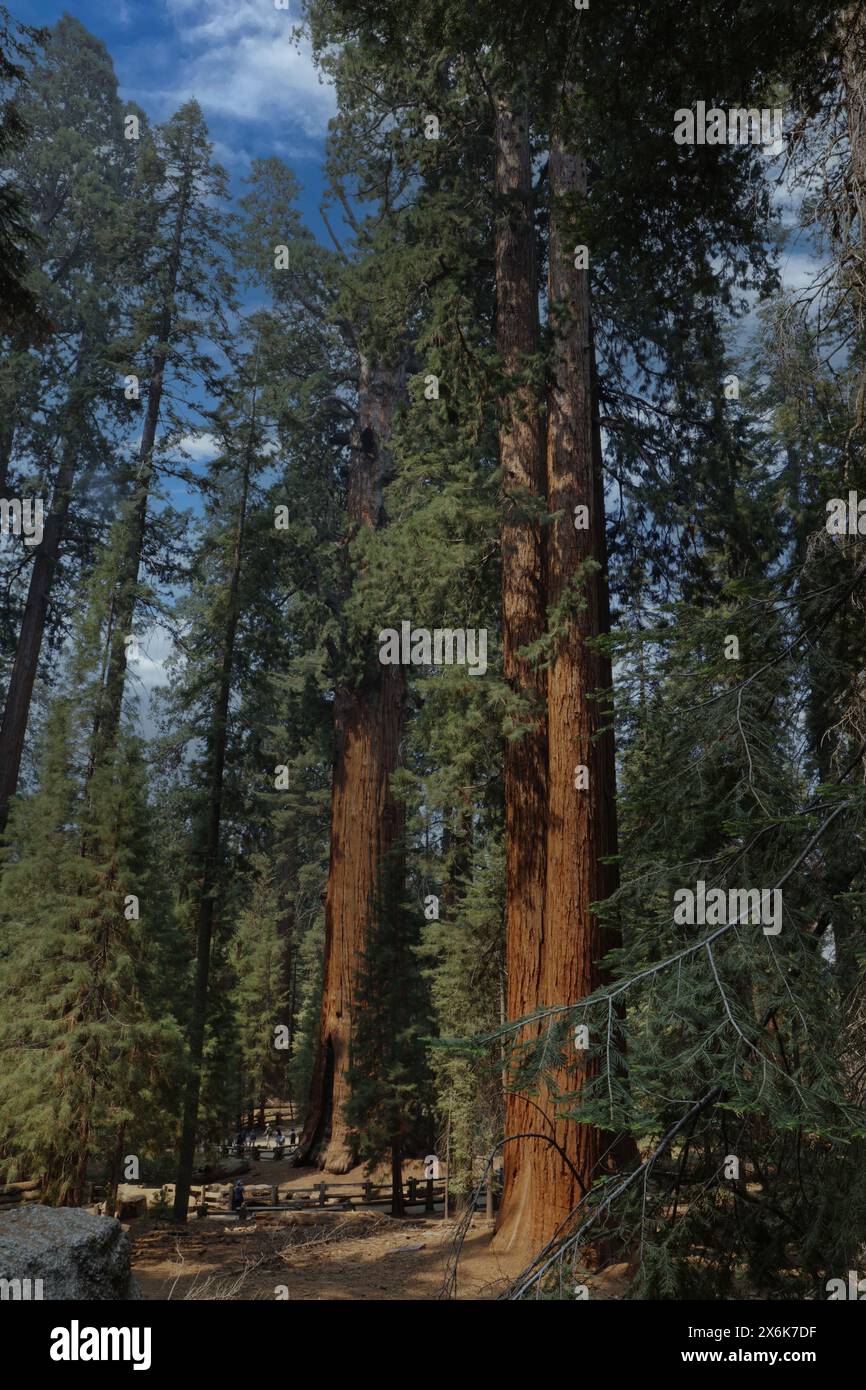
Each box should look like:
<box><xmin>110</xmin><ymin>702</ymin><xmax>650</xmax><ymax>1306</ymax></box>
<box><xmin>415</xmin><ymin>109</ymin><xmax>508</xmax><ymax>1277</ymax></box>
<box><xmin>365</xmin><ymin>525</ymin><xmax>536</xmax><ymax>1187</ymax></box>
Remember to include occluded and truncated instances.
<box><xmin>296</xmin><ymin>356</ymin><xmax>406</xmax><ymax>1173</ymax></box>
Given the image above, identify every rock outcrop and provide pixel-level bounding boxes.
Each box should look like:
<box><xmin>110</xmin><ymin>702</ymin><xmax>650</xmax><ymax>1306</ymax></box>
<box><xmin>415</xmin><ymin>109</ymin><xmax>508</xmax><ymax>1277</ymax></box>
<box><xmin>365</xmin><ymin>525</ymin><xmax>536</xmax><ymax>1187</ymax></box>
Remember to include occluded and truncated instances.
<box><xmin>0</xmin><ymin>1205</ymin><xmax>140</xmax><ymax>1299</ymax></box>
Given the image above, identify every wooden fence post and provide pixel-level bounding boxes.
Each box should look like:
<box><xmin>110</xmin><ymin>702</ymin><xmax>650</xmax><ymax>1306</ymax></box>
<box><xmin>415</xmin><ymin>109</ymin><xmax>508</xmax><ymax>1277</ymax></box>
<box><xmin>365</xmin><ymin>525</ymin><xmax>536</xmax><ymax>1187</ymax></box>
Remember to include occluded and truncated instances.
<box><xmin>444</xmin><ymin>1108</ymin><xmax>451</xmax><ymax>1218</ymax></box>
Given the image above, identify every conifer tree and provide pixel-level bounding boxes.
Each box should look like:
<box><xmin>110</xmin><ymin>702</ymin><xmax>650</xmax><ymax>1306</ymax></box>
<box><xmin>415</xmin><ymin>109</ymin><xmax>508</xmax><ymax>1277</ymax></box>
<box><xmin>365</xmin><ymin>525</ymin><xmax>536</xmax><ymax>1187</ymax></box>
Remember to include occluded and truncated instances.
<box><xmin>0</xmin><ymin>17</ymin><xmax>146</xmax><ymax>830</ymax></box>
<box><xmin>232</xmin><ymin>854</ymin><xmax>291</xmax><ymax>1119</ymax></box>
<box><xmin>0</xmin><ymin>5</ymin><xmax>49</xmax><ymax>341</ymax></box>
<box><xmin>235</xmin><ymin>145</ymin><xmax>411</xmax><ymax>1173</ymax></box>
<box><xmin>0</xmin><ymin>543</ymin><xmax>185</xmax><ymax>1203</ymax></box>
<box><xmin>346</xmin><ymin>844</ymin><xmax>431</xmax><ymax>1215</ymax></box>
<box><xmin>92</xmin><ymin>99</ymin><xmax>234</xmax><ymax>764</ymax></box>
<box><xmin>171</xmin><ymin>336</ymin><xmax>264</xmax><ymax>1220</ymax></box>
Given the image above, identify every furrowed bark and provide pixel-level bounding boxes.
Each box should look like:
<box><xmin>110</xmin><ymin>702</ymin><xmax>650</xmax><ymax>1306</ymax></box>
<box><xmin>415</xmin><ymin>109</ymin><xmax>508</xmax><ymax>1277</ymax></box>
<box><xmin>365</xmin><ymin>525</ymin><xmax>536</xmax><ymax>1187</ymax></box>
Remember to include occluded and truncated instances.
<box><xmin>295</xmin><ymin>356</ymin><xmax>406</xmax><ymax>1174</ymax></box>
<box><xmin>544</xmin><ymin>135</ymin><xmax>637</xmax><ymax>1246</ymax></box>
<box><xmin>497</xmin><ymin>129</ymin><xmax>636</xmax><ymax>1259</ymax></box>
<box><xmin>491</xmin><ymin>85</ymin><xmax>549</xmax><ymax>1256</ymax></box>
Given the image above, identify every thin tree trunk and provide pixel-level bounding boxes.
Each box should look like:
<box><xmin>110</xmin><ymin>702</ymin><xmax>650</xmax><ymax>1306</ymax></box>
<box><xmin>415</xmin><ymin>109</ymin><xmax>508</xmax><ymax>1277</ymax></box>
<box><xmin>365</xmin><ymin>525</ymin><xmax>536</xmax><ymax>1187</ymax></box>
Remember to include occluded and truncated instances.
<box><xmin>173</xmin><ymin>357</ymin><xmax>257</xmax><ymax>1222</ymax></box>
<box><xmin>0</xmin><ymin>345</ymin><xmax>90</xmax><ymax>832</ymax></box>
<box><xmin>491</xmin><ymin>84</ymin><xmax>549</xmax><ymax>1257</ymax></box>
<box><xmin>91</xmin><ymin>152</ymin><xmax>194</xmax><ymax>766</ymax></box>
<box><xmin>390</xmin><ymin>1137</ymin><xmax>405</xmax><ymax>1217</ymax></box>
<box><xmin>841</xmin><ymin>3</ymin><xmax>866</xmax><ymax>390</ymax></box>
<box><xmin>104</xmin><ymin>1121</ymin><xmax>128</xmax><ymax>1219</ymax></box>
<box><xmin>295</xmin><ymin>355</ymin><xmax>406</xmax><ymax>1174</ymax></box>
<box><xmin>0</xmin><ymin>408</ymin><xmax>16</xmax><ymax>497</ymax></box>
<box><xmin>277</xmin><ymin>839</ymin><xmax>296</xmax><ymax>1052</ymax></box>
<box><xmin>68</xmin><ymin>1060</ymin><xmax>99</xmax><ymax>1207</ymax></box>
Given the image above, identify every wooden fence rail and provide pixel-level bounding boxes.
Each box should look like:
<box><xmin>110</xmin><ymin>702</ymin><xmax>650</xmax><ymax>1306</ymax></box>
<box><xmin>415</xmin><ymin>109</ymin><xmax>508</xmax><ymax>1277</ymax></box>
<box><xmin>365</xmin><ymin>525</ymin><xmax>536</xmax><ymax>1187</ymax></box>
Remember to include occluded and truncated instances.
<box><xmin>0</xmin><ymin>1179</ymin><xmax>42</xmax><ymax>1211</ymax></box>
<box><xmin>157</xmin><ymin>1176</ymin><xmax>454</xmax><ymax>1215</ymax></box>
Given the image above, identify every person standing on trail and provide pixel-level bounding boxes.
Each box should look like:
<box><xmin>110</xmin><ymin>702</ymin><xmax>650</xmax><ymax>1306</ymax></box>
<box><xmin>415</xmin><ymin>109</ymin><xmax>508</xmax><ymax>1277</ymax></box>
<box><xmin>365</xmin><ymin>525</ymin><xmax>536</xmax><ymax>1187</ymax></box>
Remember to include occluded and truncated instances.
<box><xmin>231</xmin><ymin>1179</ymin><xmax>245</xmax><ymax>1211</ymax></box>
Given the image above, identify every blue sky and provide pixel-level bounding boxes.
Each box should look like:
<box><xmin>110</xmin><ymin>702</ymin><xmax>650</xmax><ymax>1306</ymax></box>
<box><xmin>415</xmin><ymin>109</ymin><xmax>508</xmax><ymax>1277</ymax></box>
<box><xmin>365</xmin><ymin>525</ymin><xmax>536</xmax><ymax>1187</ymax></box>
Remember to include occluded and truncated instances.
<box><xmin>17</xmin><ymin>0</ymin><xmax>335</xmax><ymax>236</ymax></box>
<box><xmin>11</xmin><ymin>3</ymin><xmax>339</xmax><ymax>710</ymax></box>
<box><xmin>11</xmin><ymin>4</ymin><xmax>824</xmax><ymax>718</ymax></box>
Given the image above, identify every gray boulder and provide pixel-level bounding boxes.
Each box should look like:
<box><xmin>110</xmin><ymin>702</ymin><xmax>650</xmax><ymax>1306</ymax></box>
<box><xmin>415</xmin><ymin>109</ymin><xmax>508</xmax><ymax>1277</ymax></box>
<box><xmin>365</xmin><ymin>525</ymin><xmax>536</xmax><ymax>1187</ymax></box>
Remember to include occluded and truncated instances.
<box><xmin>0</xmin><ymin>1205</ymin><xmax>140</xmax><ymax>1300</ymax></box>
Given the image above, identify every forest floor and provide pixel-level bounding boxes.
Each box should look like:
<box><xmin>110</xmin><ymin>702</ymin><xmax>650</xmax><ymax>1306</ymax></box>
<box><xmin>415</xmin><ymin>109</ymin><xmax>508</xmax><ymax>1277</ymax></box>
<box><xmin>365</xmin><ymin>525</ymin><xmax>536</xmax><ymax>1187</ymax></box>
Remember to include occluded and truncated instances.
<box><xmin>132</xmin><ymin>1210</ymin><xmax>512</xmax><ymax>1300</ymax></box>
<box><xmin>129</xmin><ymin>1157</ymin><xmax>635</xmax><ymax>1300</ymax></box>
<box><xmin>129</xmin><ymin>1157</ymin><xmax>546</xmax><ymax>1300</ymax></box>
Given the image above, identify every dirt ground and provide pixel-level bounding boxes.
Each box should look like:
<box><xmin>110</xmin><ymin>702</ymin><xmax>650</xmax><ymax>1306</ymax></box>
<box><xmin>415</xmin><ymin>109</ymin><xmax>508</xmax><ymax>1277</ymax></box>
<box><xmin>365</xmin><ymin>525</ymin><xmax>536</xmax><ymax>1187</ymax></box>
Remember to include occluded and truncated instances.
<box><xmin>131</xmin><ymin>1210</ymin><xmax>517</xmax><ymax>1301</ymax></box>
<box><xmin>129</xmin><ymin>1157</ymin><xmax>524</xmax><ymax>1300</ymax></box>
<box><xmin>128</xmin><ymin>1156</ymin><xmax>635</xmax><ymax>1300</ymax></box>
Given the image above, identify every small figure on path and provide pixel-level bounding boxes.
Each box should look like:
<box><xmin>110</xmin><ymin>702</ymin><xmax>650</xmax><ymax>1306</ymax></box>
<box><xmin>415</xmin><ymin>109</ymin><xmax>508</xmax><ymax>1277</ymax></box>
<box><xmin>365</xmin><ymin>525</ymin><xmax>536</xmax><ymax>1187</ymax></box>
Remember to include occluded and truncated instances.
<box><xmin>289</xmin><ymin>1128</ymin><xmax>296</xmax><ymax>1146</ymax></box>
<box><xmin>231</xmin><ymin>1178</ymin><xmax>245</xmax><ymax>1211</ymax></box>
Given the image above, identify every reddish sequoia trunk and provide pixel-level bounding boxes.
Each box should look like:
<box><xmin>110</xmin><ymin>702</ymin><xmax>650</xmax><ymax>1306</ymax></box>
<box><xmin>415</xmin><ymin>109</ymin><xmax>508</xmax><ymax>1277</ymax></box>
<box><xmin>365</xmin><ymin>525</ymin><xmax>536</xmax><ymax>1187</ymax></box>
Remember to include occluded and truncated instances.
<box><xmin>296</xmin><ymin>356</ymin><xmax>406</xmax><ymax>1173</ymax></box>
<box><xmin>540</xmin><ymin>135</ymin><xmax>622</xmax><ymax>1246</ymax></box>
<box><xmin>497</xmin><ymin>131</ymin><xmax>636</xmax><ymax>1260</ymax></box>
<box><xmin>491</xmin><ymin>87</ymin><xmax>550</xmax><ymax>1255</ymax></box>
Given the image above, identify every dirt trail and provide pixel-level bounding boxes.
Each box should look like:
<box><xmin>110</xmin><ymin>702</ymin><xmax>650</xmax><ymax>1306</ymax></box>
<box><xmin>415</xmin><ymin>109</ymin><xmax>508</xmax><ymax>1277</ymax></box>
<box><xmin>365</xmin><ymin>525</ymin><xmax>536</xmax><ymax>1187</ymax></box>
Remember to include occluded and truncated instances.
<box><xmin>132</xmin><ymin>1212</ymin><xmax>520</xmax><ymax>1301</ymax></box>
<box><xmin>129</xmin><ymin>1156</ymin><xmax>631</xmax><ymax>1300</ymax></box>
<box><xmin>129</xmin><ymin>1158</ymin><xmax>523</xmax><ymax>1300</ymax></box>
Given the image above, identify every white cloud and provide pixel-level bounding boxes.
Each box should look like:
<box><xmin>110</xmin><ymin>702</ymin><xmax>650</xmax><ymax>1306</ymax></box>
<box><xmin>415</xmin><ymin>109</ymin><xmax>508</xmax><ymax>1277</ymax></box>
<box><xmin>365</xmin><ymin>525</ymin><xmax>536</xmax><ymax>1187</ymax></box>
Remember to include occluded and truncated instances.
<box><xmin>780</xmin><ymin>250</ymin><xmax>821</xmax><ymax>293</ymax></box>
<box><xmin>177</xmin><ymin>432</ymin><xmax>220</xmax><ymax>462</ymax></box>
<box><xmin>211</xmin><ymin>139</ymin><xmax>254</xmax><ymax>170</ymax></box>
<box><xmin>158</xmin><ymin>0</ymin><xmax>335</xmax><ymax>135</ymax></box>
<box><xmin>127</xmin><ymin>623</ymin><xmax>175</xmax><ymax>739</ymax></box>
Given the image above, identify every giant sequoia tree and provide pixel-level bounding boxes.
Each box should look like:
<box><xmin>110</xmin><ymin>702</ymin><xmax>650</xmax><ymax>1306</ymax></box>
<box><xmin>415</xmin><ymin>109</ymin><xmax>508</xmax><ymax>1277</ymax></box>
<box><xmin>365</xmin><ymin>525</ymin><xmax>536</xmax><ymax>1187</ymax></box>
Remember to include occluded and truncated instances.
<box><xmin>299</xmin><ymin>351</ymin><xmax>407</xmax><ymax>1172</ymax></box>
<box><xmin>1</xmin><ymin>1</ymin><xmax>864</xmax><ymax>1302</ymax></box>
